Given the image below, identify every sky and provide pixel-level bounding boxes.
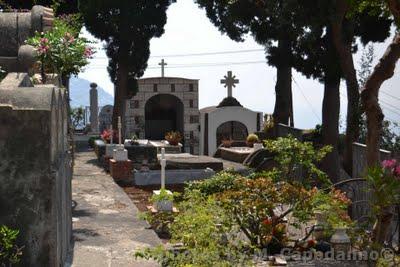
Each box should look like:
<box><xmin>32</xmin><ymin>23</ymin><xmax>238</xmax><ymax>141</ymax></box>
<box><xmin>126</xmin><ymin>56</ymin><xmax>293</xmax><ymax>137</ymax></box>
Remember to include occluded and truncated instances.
<box><xmin>77</xmin><ymin>0</ymin><xmax>400</xmax><ymax>130</ymax></box>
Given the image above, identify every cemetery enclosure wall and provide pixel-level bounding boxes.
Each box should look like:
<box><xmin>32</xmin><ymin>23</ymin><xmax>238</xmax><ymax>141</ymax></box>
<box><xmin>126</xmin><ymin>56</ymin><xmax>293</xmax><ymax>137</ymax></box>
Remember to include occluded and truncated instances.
<box><xmin>0</xmin><ymin>74</ymin><xmax>72</xmax><ymax>266</ymax></box>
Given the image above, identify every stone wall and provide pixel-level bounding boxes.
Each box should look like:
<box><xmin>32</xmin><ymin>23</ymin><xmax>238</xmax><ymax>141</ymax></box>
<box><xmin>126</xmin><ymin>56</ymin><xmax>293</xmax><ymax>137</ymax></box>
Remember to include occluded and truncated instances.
<box><xmin>352</xmin><ymin>142</ymin><xmax>391</xmax><ymax>178</ymax></box>
<box><xmin>125</xmin><ymin>77</ymin><xmax>200</xmax><ymax>154</ymax></box>
<box><xmin>0</xmin><ymin>73</ymin><xmax>72</xmax><ymax>266</ymax></box>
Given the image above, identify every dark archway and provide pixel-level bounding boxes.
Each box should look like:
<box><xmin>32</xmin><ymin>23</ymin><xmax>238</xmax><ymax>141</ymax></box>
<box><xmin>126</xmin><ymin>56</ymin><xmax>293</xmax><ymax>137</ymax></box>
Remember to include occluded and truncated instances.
<box><xmin>145</xmin><ymin>94</ymin><xmax>184</xmax><ymax>140</ymax></box>
<box><xmin>216</xmin><ymin>121</ymin><xmax>248</xmax><ymax>146</ymax></box>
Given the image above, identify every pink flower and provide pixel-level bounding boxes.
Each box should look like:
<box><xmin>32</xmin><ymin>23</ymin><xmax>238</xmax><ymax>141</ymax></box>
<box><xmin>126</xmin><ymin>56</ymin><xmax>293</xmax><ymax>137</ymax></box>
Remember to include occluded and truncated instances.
<box><xmin>382</xmin><ymin>159</ymin><xmax>397</xmax><ymax>169</ymax></box>
<box><xmin>394</xmin><ymin>166</ymin><xmax>400</xmax><ymax>178</ymax></box>
<box><xmin>84</xmin><ymin>47</ymin><xmax>94</xmax><ymax>58</ymax></box>
<box><xmin>40</xmin><ymin>37</ymin><xmax>49</xmax><ymax>44</ymax></box>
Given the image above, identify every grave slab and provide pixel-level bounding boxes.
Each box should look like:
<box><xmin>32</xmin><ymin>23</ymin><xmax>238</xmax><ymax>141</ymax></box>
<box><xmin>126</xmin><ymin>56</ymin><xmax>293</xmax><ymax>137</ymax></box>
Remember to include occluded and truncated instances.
<box><xmin>158</xmin><ymin>153</ymin><xmax>224</xmax><ymax>172</ymax></box>
<box><xmin>220</xmin><ymin>147</ymin><xmax>254</xmax><ymax>163</ymax></box>
<box><xmin>133</xmin><ymin>168</ymin><xmax>215</xmax><ymax>186</ymax></box>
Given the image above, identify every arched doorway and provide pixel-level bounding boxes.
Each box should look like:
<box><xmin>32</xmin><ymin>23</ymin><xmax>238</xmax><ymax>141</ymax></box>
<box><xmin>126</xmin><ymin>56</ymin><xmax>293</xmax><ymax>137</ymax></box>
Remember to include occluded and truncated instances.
<box><xmin>145</xmin><ymin>94</ymin><xmax>184</xmax><ymax>140</ymax></box>
<box><xmin>216</xmin><ymin>121</ymin><xmax>248</xmax><ymax>146</ymax></box>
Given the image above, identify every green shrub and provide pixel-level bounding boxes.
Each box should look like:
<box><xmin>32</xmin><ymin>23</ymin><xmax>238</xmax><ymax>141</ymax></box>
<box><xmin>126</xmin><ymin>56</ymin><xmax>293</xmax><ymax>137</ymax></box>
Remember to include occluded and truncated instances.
<box><xmin>185</xmin><ymin>171</ymin><xmax>241</xmax><ymax>196</ymax></box>
<box><xmin>246</xmin><ymin>134</ymin><xmax>259</xmax><ymax>143</ymax></box>
<box><xmin>88</xmin><ymin>136</ymin><xmax>101</xmax><ymax>148</ymax></box>
<box><xmin>0</xmin><ymin>225</ymin><xmax>22</xmax><ymax>266</ymax></box>
<box><xmin>136</xmin><ymin>191</ymin><xmax>254</xmax><ymax>266</ymax></box>
<box><xmin>263</xmin><ymin>135</ymin><xmax>332</xmax><ymax>187</ymax></box>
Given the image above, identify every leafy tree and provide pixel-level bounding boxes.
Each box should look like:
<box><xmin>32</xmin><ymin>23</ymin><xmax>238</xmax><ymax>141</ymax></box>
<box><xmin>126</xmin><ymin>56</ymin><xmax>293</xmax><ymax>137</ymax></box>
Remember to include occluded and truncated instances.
<box><xmin>195</xmin><ymin>0</ymin><xmax>308</xmax><ymax>126</ymax></box>
<box><xmin>79</xmin><ymin>0</ymin><xmax>171</xmax><ymax>129</ymax></box>
<box><xmin>70</xmin><ymin>107</ymin><xmax>85</xmax><ymax>129</ymax></box>
<box><xmin>329</xmin><ymin>0</ymin><xmax>392</xmax><ymax>177</ymax></box>
<box><xmin>0</xmin><ymin>0</ymin><xmax>78</xmax><ymax>15</ymax></box>
<box><xmin>348</xmin><ymin>0</ymin><xmax>400</xmax><ymax>168</ymax></box>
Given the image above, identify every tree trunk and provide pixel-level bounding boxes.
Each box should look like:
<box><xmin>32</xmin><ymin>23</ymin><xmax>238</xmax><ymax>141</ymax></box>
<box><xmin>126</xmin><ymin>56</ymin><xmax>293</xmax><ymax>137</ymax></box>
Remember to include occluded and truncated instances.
<box><xmin>330</xmin><ymin>1</ymin><xmax>360</xmax><ymax>176</ymax></box>
<box><xmin>372</xmin><ymin>207</ymin><xmax>394</xmax><ymax>245</ymax></box>
<box><xmin>112</xmin><ymin>42</ymin><xmax>129</xmax><ymax>134</ymax></box>
<box><xmin>272</xmin><ymin>38</ymin><xmax>293</xmax><ymax>126</ymax></box>
<box><xmin>321</xmin><ymin>75</ymin><xmax>341</xmax><ymax>183</ymax></box>
<box><xmin>361</xmin><ymin>33</ymin><xmax>400</xmax><ymax>166</ymax></box>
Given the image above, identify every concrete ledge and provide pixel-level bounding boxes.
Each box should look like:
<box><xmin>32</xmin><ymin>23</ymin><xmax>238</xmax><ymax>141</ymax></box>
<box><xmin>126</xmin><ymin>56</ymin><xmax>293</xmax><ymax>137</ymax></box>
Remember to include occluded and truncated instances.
<box><xmin>133</xmin><ymin>168</ymin><xmax>215</xmax><ymax>186</ymax></box>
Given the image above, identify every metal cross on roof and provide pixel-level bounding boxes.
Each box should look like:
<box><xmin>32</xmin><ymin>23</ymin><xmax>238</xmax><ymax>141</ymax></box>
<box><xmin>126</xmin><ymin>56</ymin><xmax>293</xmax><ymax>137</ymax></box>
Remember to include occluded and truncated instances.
<box><xmin>159</xmin><ymin>59</ymin><xmax>167</xmax><ymax>77</ymax></box>
<box><xmin>220</xmin><ymin>71</ymin><xmax>239</xmax><ymax>97</ymax></box>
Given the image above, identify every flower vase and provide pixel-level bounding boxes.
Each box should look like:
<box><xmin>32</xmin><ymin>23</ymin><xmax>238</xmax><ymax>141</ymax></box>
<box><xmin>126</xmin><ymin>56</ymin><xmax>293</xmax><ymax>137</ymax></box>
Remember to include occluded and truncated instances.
<box><xmin>330</xmin><ymin>228</ymin><xmax>350</xmax><ymax>254</ymax></box>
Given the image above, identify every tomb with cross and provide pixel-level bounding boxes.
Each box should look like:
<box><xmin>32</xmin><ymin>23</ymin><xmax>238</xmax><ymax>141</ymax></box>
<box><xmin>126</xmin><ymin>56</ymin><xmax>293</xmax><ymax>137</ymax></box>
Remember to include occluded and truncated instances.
<box><xmin>220</xmin><ymin>71</ymin><xmax>239</xmax><ymax>97</ymax></box>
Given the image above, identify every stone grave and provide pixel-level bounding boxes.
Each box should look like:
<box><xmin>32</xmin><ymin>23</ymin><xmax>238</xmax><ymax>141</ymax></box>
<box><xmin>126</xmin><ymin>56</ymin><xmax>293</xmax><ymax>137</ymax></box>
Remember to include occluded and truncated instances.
<box><xmin>219</xmin><ymin>146</ymin><xmax>255</xmax><ymax>163</ymax></box>
<box><xmin>0</xmin><ymin>6</ymin><xmax>72</xmax><ymax>266</ymax></box>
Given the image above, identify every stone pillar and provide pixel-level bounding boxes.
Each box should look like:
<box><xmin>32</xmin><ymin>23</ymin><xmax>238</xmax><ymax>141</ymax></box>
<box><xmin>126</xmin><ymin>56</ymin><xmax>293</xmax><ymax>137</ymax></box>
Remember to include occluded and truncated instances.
<box><xmin>90</xmin><ymin>82</ymin><xmax>99</xmax><ymax>134</ymax></box>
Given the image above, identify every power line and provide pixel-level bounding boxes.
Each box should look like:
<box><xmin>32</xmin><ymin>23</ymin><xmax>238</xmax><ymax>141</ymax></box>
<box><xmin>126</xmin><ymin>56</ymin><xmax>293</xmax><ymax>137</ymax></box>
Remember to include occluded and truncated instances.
<box><xmin>95</xmin><ymin>48</ymin><xmax>265</xmax><ymax>59</ymax></box>
<box><xmin>340</xmin><ymin>92</ymin><xmax>400</xmax><ymax>119</ymax></box>
<box><xmin>292</xmin><ymin>77</ymin><xmax>321</xmax><ymax>122</ymax></box>
<box><xmin>381</xmin><ymin>90</ymin><xmax>400</xmax><ymax>102</ymax></box>
<box><xmin>86</xmin><ymin>60</ymin><xmax>267</xmax><ymax>69</ymax></box>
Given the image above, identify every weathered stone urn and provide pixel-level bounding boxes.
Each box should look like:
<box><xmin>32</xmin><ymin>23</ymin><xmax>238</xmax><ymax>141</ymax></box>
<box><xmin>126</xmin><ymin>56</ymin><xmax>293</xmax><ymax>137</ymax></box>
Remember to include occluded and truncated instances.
<box><xmin>330</xmin><ymin>228</ymin><xmax>351</xmax><ymax>254</ymax></box>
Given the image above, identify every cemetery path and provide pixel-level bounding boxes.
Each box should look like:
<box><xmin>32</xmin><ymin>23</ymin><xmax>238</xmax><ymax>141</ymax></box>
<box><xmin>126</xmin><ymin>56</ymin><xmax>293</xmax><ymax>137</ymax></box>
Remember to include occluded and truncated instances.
<box><xmin>66</xmin><ymin>148</ymin><xmax>160</xmax><ymax>267</ymax></box>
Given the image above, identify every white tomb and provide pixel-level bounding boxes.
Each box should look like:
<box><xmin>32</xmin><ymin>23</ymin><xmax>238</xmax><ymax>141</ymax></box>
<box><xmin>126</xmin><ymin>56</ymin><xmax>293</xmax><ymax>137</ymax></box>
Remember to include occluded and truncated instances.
<box><xmin>113</xmin><ymin>116</ymin><xmax>128</xmax><ymax>161</ymax></box>
<box><xmin>199</xmin><ymin>71</ymin><xmax>263</xmax><ymax>156</ymax></box>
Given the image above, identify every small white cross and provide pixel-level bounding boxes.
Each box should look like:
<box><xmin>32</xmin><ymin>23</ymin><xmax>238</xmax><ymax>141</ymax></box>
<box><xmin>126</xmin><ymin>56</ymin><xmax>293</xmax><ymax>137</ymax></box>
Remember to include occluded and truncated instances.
<box><xmin>159</xmin><ymin>59</ymin><xmax>167</xmax><ymax>77</ymax></box>
<box><xmin>220</xmin><ymin>71</ymin><xmax>239</xmax><ymax>97</ymax></box>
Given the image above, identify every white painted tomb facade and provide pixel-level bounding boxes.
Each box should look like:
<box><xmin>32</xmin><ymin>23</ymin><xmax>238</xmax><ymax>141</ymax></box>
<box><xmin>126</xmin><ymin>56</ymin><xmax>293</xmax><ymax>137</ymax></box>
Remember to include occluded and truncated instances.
<box><xmin>199</xmin><ymin>71</ymin><xmax>263</xmax><ymax>156</ymax></box>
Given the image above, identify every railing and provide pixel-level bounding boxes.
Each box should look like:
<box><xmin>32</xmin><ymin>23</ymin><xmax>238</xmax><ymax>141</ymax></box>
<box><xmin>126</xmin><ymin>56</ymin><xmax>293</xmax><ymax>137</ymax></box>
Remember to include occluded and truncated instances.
<box><xmin>334</xmin><ymin>178</ymin><xmax>399</xmax><ymax>247</ymax></box>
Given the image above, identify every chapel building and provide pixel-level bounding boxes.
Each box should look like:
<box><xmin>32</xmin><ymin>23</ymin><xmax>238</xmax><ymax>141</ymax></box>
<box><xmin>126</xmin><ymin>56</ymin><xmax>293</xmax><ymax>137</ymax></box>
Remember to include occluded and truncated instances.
<box><xmin>124</xmin><ymin>76</ymin><xmax>201</xmax><ymax>154</ymax></box>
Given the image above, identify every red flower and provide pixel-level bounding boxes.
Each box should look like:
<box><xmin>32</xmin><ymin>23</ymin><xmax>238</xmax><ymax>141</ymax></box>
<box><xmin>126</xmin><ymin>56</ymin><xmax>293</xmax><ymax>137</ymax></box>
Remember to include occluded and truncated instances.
<box><xmin>307</xmin><ymin>239</ymin><xmax>316</xmax><ymax>247</ymax></box>
<box><xmin>262</xmin><ymin>218</ymin><xmax>272</xmax><ymax>226</ymax></box>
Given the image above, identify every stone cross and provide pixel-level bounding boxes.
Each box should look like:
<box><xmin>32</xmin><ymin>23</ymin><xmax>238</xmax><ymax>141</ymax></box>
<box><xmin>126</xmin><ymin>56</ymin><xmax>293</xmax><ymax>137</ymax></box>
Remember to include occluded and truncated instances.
<box><xmin>159</xmin><ymin>59</ymin><xmax>167</xmax><ymax>77</ymax></box>
<box><xmin>89</xmin><ymin>83</ymin><xmax>99</xmax><ymax>133</ymax></box>
<box><xmin>118</xmin><ymin>116</ymin><xmax>122</xmax><ymax>145</ymax></box>
<box><xmin>220</xmin><ymin>71</ymin><xmax>239</xmax><ymax>97</ymax></box>
<box><xmin>109</xmin><ymin>125</ymin><xmax>113</xmax><ymax>144</ymax></box>
<box><xmin>160</xmin><ymin>148</ymin><xmax>166</xmax><ymax>189</ymax></box>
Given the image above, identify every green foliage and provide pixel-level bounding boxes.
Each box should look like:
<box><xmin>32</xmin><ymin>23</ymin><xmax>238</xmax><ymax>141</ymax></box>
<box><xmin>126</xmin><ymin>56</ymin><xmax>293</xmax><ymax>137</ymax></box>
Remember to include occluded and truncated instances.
<box><xmin>0</xmin><ymin>225</ymin><xmax>22</xmax><ymax>266</ymax></box>
<box><xmin>136</xmin><ymin>191</ymin><xmax>253</xmax><ymax>267</ymax></box>
<box><xmin>88</xmin><ymin>136</ymin><xmax>101</xmax><ymax>148</ymax></box>
<box><xmin>26</xmin><ymin>19</ymin><xmax>93</xmax><ymax>80</ymax></box>
<box><xmin>312</xmin><ymin>189</ymin><xmax>353</xmax><ymax>238</ymax></box>
<box><xmin>365</xmin><ymin>163</ymin><xmax>400</xmax><ymax>216</ymax></box>
<box><xmin>246</xmin><ymin>134</ymin><xmax>259</xmax><ymax>143</ymax></box>
<box><xmin>70</xmin><ymin>107</ymin><xmax>84</xmax><ymax>129</ymax></box>
<box><xmin>0</xmin><ymin>0</ymin><xmax>79</xmax><ymax>15</ymax></box>
<box><xmin>217</xmin><ymin>177</ymin><xmax>316</xmax><ymax>251</ymax></box>
<box><xmin>263</xmin><ymin>135</ymin><xmax>332</xmax><ymax>187</ymax></box>
<box><xmin>185</xmin><ymin>171</ymin><xmax>241</xmax><ymax>196</ymax></box>
<box><xmin>79</xmin><ymin>0</ymin><xmax>172</xmax><ymax>98</ymax></box>
<box><xmin>151</xmin><ymin>188</ymin><xmax>175</xmax><ymax>203</ymax></box>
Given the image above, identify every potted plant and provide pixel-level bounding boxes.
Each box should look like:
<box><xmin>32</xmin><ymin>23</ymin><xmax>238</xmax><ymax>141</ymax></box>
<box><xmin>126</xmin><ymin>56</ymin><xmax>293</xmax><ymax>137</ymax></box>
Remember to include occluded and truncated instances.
<box><xmin>151</xmin><ymin>188</ymin><xmax>174</xmax><ymax>212</ymax></box>
<box><xmin>221</xmin><ymin>137</ymin><xmax>233</xmax><ymax>148</ymax></box>
<box><xmin>130</xmin><ymin>134</ymin><xmax>139</xmax><ymax>146</ymax></box>
<box><xmin>165</xmin><ymin>131</ymin><xmax>182</xmax><ymax>146</ymax></box>
<box><xmin>101</xmin><ymin>129</ymin><xmax>118</xmax><ymax>144</ymax></box>
<box><xmin>246</xmin><ymin>133</ymin><xmax>259</xmax><ymax>147</ymax></box>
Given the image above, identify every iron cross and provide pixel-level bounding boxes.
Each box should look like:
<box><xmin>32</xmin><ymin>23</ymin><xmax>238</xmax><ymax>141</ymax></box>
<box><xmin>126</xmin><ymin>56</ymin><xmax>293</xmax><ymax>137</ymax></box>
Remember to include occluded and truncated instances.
<box><xmin>220</xmin><ymin>71</ymin><xmax>239</xmax><ymax>97</ymax></box>
<box><xmin>159</xmin><ymin>59</ymin><xmax>167</xmax><ymax>77</ymax></box>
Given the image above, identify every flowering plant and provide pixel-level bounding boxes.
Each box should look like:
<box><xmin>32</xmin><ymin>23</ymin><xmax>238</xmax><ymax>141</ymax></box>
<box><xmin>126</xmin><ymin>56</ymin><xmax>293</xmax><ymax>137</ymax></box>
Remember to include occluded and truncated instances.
<box><xmin>366</xmin><ymin>159</ymin><xmax>400</xmax><ymax>214</ymax></box>
<box><xmin>26</xmin><ymin>19</ymin><xmax>94</xmax><ymax>83</ymax></box>
<box><xmin>365</xmin><ymin>159</ymin><xmax>400</xmax><ymax>244</ymax></box>
<box><xmin>101</xmin><ymin>129</ymin><xmax>118</xmax><ymax>144</ymax></box>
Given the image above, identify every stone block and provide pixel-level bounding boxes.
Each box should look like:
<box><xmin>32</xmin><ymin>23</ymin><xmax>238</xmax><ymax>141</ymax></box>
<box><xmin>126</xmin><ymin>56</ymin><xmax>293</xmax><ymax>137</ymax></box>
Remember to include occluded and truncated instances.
<box><xmin>133</xmin><ymin>168</ymin><xmax>215</xmax><ymax>186</ymax></box>
<box><xmin>110</xmin><ymin>159</ymin><xmax>133</xmax><ymax>183</ymax></box>
<box><xmin>103</xmin><ymin>155</ymin><xmax>112</xmax><ymax>172</ymax></box>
